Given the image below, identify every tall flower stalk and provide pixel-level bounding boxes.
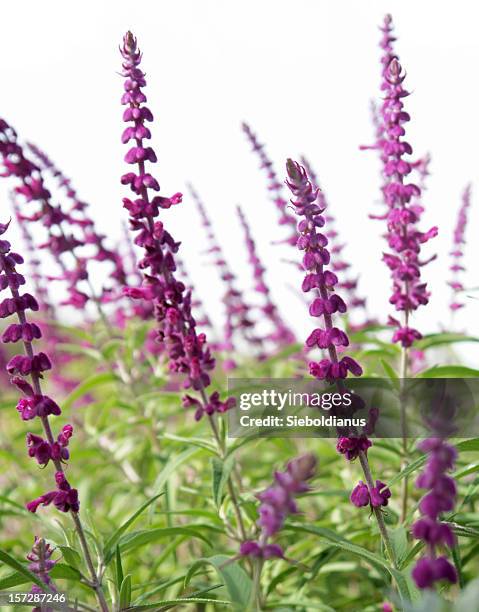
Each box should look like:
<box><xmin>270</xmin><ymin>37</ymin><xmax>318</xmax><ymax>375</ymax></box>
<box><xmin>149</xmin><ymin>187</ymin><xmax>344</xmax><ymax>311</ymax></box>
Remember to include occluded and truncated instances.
<box><xmin>119</xmin><ymin>32</ymin><xmax>246</xmax><ymax>540</ymax></box>
<box><xmin>236</xmin><ymin>205</ymin><xmax>294</xmax><ymax>348</ymax></box>
<box><xmin>189</xmin><ymin>184</ymin><xmax>261</xmax><ymax>358</ymax></box>
<box><xmin>242</xmin><ymin>123</ymin><xmax>297</xmax><ymax>246</ymax></box>
<box><xmin>0</xmin><ymin>221</ymin><xmax>109</xmax><ymax>612</ymax></box>
<box><xmin>379</xmin><ymin>57</ymin><xmax>437</xmax><ymax>520</ymax></box>
<box><xmin>285</xmin><ymin>160</ymin><xmax>396</xmax><ymax>567</ymax></box>
<box><xmin>449</xmin><ymin>185</ymin><xmax>471</xmax><ymax>315</ymax></box>
<box><xmin>299</xmin><ymin>156</ymin><xmax>367</xmax><ymax>317</ymax></box>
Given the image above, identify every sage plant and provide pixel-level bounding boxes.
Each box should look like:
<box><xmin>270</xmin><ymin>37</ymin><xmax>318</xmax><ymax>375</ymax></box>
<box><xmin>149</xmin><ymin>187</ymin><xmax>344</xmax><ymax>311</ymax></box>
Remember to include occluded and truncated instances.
<box><xmin>119</xmin><ymin>32</ymin><xmax>245</xmax><ymax>541</ymax></box>
<box><xmin>449</xmin><ymin>185</ymin><xmax>471</xmax><ymax>313</ymax></box>
<box><xmin>237</xmin><ymin>205</ymin><xmax>294</xmax><ymax>347</ymax></box>
<box><xmin>285</xmin><ymin>159</ymin><xmax>396</xmax><ymax>565</ymax></box>
<box><xmin>242</xmin><ymin>123</ymin><xmax>297</xmax><ymax>245</ymax></box>
<box><xmin>0</xmin><ymin>221</ymin><xmax>109</xmax><ymax>612</ymax></box>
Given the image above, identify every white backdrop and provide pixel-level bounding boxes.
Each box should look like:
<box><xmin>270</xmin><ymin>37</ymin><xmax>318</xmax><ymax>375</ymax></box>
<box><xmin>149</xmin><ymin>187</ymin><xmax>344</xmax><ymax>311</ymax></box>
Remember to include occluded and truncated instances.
<box><xmin>1</xmin><ymin>0</ymin><xmax>478</xmax><ymax>357</ymax></box>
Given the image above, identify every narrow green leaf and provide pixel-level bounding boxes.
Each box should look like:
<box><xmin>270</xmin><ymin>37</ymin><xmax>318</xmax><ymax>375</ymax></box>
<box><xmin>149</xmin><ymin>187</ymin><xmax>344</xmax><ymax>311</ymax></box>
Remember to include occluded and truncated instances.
<box><xmin>103</xmin><ymin>494</ymin><xmax>163</xmax><ymax>563</ymax></box>
<box><xmin>0</xmin><ymin>549</ymin><xmax>50</xmax><ymax>591</ymax></box>
<box><xmin>120</xmin><ymin>574</ymin><xmax>132</xmax><ymax>610</ymax></box>
<box><xmin>62</xmin><ymin>372</ymin><xmax>118</xmax><ymax>411</ymax></box>
<box><xmin>116</xmin><ymin>546</ymin><xmax>124</xmax><ymax>589</ymax></box>
<box><xmin>125</xmin><ymin>598</ymin><xmax>231</xmax><ymax>611</ymax></box>
<box><xmin>388</xmin><ymin>455</ymin><xmax>427</xmax><ymax>486</ymax></box>
<box><xmin>58</xmin><ymin>546</ymin><xmax>81</xmax><ymax>570</ymax></box>
<box><xmin>119</xmin><ymin>527</ymin><xmax>211</xmax><ymax>555</ymax></box>
<box><xmin>185</xmin><ymin>554</ymin><xmax>251</xmax><ymax>610</ymax></box>
<box><xmin>211</xmin><ymin>457</ymin><xmax>234</xmax><ymax>508</ymax></box>
<box><xmin>49</xmin><ymin>563</ymin><xmax>83</xmax><ymax>582</ymax></box>
<box><xmin>419</xmin><ymin>365</ymin><xmax>479</xmax><ymax>378</ymax></box>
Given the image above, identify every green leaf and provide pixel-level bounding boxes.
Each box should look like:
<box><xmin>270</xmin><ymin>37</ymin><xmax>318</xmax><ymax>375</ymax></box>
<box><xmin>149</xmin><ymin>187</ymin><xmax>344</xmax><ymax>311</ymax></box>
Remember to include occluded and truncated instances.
<box><xmin>415</xmin><ymin>333</ymin><xmax>479</xmax><ymax>351</ymax></box>
<box><xmin>456</xmin><ymin>438</ymin><xmax>479</xmax><ymax>452</ymax></box>
<box><xmin>149</xmin><ymin>448</ymin><xmax>200</xmax><ymax>520</ymax></box>
<box><xmin>418</xmin><ymin>365</ymin><xmax>479</xmax><ymax>378</ymax></box>
<box><xmin>49</xmin><ymin>563</ymin><xmax>83</xmax><ymax>582</ymax></box>
<box><xmin>103</xmin><ymin>494</ymin><xmax>163</xmax><ymax>564</ymax></box>
<box><xmin>118</xmin><ymin>527</ymin><xmax>211</xmax><ymax>555</ymax></box>
<box><xmin>0</xmin><ymin>571</ymin><xmax>29</xmax><ymax>590</ymax></box>
<box><xmin>0</xmin><ymin>549</ymin><xmax>50</xmax><ymax>591</ymax></box>
<box><xmin>390</xmin><ymin>526</ymin><xmax>409</xmax><ymax>568</ymax></box>
<box><xmin>185</xmin><ymin>554</ymin><xmax>251</xmax><ymax>610</ymax></box>
<box><xmin>120</xmin><ymin>574</ymin><xmax>132</xmax><ymax>610</ymax></box>
<box><xmin>62</xmin><ymin>372</ymin><xmax>118</xmax><ymax>411</ymax></box>
<box><xmin>381</xmin><ymin>359</ymin><xmax>400</xmax><ymax>389</ymax></box>
<box><xmin>124</xmin><ymin>598</ymin><xmax>231</xmax><ymax>611</ymax></box>
<box><xmin>211</xmin><ymin>456</ymin><xmax>234</xmax><ymax>508</ymax></box>
<box><xmin>285</xmin><ymin>525</ymin><xmax>416</xmax><ymax>605</ymax></box>
<box><xmin>116</xmin><ymin>546</ymin><xmax>124</xmax><ymax>589</ymax></box>
<box><xmin>388</xmin><ymin>455</ymin><xmax>427</xmax><ymax>486</ymax></box>
<box><xmin>58</xmin><ymin>546</ymin><xmax>81</xmax><ymax>570</ymax></box>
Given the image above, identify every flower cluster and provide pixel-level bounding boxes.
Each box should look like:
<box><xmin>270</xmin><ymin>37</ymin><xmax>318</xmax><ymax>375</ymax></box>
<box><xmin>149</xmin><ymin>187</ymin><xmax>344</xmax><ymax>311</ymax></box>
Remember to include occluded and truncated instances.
<box><xmin>0</xmin><ymin>221</ymin><xmax>78</xmax><ymax>514</ymax></box>
<box><xmin>237</xmin><ymin>205</ymin><xmax>294</xmax><ymax>347</ymax></box>
<box><xmin>120</xmin><ymin>32</ymin><xmax>235</xmax><ymax>418</ymax></box>
<box><xmin>378</xmin><ymin>53</ymin><xmax>437</xmax><ymax>348</ymax></box>
<box><xmin>411</xmin><ymin>438</ymin><xmax>457</xmax><ymax>589</ymax></box>
<box><xmin>27</xmin><ymin>142</ymin><xmax>128</xmax><ymax>303</ymax></box>
<box><xmin>285</xmin><ymin>160</ymin><xmax>362</xmax><ymax>383</ymax></box>
<box><xmin>350</xmin><ymin>479</ymin><xmax>391</xmax><ymax>508</ymax></box>
<box><xmin>0</xmin><ymin>119</ymin><xmax>89</xmax><ymax>311</ymax></box>
<box><xmin>449</xmin><ymin>185</ymin><xmax>471</xmax><ymax>312</ymax></box>
<box><xmin>242</xmin><ymin>123</ymin><xmax>297</xmax><ymax>246</ymax></box>
<box><xmin>189</xmin><ymin>184</ymin><xmax>259</xmax><ymax>357</ymax></box>
<box><xmin>27</xmin><ymin>538</ymin><xmax>57</xmax><ymax>611</ymax></box>
<box><xmin>240</xmin><ymin>453</ymin><xmax>317</xmax><ymax>559</ymax></box>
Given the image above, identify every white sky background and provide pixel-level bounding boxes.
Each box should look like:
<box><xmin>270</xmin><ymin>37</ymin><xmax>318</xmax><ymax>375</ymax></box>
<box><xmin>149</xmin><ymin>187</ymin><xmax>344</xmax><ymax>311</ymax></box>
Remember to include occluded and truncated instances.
<box><xmin>1</xmin><ymin>0</ymin><xmax>479</xmax><ymax>360</ymax></box>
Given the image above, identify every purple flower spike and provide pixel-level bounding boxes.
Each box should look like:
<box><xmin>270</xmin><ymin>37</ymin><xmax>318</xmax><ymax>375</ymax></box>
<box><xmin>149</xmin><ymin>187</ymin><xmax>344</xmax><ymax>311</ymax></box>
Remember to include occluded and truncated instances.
<box><xmin>120</xmin><ymin>32</ymin><xmax>235</xmax><ymax>419</ymax></box>
<box><xmin>237</xmin><ymin>205</ymin><xmax>294</xmax><ymax>348</ymax></box>
<box><xmin>300</xmin><ymin>156</ymin><xmax>367</xmax><ymax>316</ymax></box>
<box><xmin>412</xmin><ymin>438</ymin><xmax>458</xmax><ymax>589</ymax></box>
<box><xmin>285</xmin><ymin>159</ymin><xmax>362</xmax><ymax>385</ymax></box>
<box><xmin>189</xmin><ymin>184</ymin><xmax>261</xmax><ymax>355</ymax></box>
<box><xmin>242</xmin><ymin>122</ymin><xmax>297</xmax><ymax>245</ymax></box>
<box><xmin>448</xmin><ymin>185</ymin><xmax>471</xmax><ymax>312</ymax></box>
<box><xmin>240</xmin><ymin>454</ymin><xmax>316</xmax><ymax>559</ymax></box>
<box><xmin>0</xmin><ymin>222</ymin><xmax>79</xmax><ymax>515</ymax></box>
<box><xmin>27</xmin><ymin>537</ymin><xmax>58</xmax><ymax>611</ymax></box>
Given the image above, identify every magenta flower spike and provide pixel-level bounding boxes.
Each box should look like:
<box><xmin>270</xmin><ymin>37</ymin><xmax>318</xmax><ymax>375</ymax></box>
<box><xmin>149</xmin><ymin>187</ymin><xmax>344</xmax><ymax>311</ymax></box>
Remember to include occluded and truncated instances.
<box><xmin>379</xmin><ymin>58</ymin><xmax>437</xmax><ymax>349</ymax></box>
<box><xmin>0</xmin><ymin>120</ymin><xmax>91</xmax><ymax>312</ymax></box>
<box><xmin>285</xmin><ymin>159</ymin><xmax>396</xmax><ymax>562</ymax></box>
<box><xmin>236</xmin><ymin>205</ymin><xmax>295</xmax><ymax>347</ymax></box>
<box><xmin>27</xmin><ymin>142</ymin><xmax>128</xmax><ymax>303</ymax></box>
<box><xmin>299</xmin><ymin>156</ymin><xmax>367</xmax><ymax>314</ymax></box>
<box><xmin>242</xmin><ymin>122</ymin><xmax>297</xmax><ymax>246</ymax></box>
<box><xmin>240</xmin><ymin>454</ymin><xmax>316</xmax><ymax>559</ymax></box>
<box><xmin>411</xmin><ymin>439</ymin><xmax>458</xmax><ymax>589</ymax></box>
<box><xmin>176</xmin><ymin>256</ymin><xmax>213</xmax><ymax>330</ymax></box>
<box><xmin>27</xmin><ymin>537</ymin><xmax>58</xmax><ymax>607</ymax></box>
<box><xmin>188</xmin><ymin>184</ymin><xmax>261</xmax><ymax>355</ymax></box>
<box><xmin>0</xmin><ymin>220</ymin><xmax>78</xmax><ymax>512</ymax></box>
<box><xmin>448</xmin><ymin>185</ymin><xmax>471</xmax><ymax>312</ymax></box>
<box><xmin>120</xmin><ymin>32</ymin><xmax>235</xmax><ymax>420</ymax></box>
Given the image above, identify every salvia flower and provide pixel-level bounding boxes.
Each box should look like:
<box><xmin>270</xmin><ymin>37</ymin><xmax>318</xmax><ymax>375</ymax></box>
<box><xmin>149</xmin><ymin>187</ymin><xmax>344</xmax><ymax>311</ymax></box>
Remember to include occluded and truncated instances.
<box><xmin>237</xmin><ymin>205</ymin><xmax>294</xmax><ymax>347</ymax></box>
<box><xmin>448</xmin><ymin>185</ymin><xmax>471</xmax><ymax>312</ymax></box>
<box><xmin>0</xmin><ymin>220</ymin><xmax>78</xmax><ymax>514</ymax></box>
<box><xmin>27</xmin><ymin>537</ymin><xmax>57</xmax><ymax>611</ymax></box>
<box><xmin>285</xmin><ymin>160</ymin><xmax>362</xmax><ymax>384</ymax></box>
<box><xmin>300</xmin><ymin>156</ymin><xmax>367</xmax><ymax>314</ymax></box>
<box><xmin>240</xmin><ymin>453</ymin><xmax>317</xmax><ymax>559</ymax></box>
<box><xmin>120</xmin><ymin>32</ymin><xmax>235</xmax><ymax>419</ymax></box>
<box><xmin>411</xmin><ymin>438</ymin><xmax>457</xmax><ymax>589</ymax></box>
<box><xmin>242</xmin><ymin>122</ymin><xmax>297</xmax><ymax>245</ymax></box>
<box><xmin>379</xmin><ymin>58</ymin><xmax>437</xmax><ymax>348</ymax></box>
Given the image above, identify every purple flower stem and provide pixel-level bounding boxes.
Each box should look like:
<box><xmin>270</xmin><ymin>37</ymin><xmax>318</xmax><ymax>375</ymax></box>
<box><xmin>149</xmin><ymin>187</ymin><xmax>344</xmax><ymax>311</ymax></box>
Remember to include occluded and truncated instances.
<box><xmin>0</xmin><ymin>244</ymin><xmax>109</xmax><ymax>612</ymax></box>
